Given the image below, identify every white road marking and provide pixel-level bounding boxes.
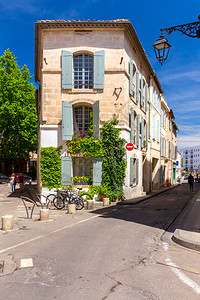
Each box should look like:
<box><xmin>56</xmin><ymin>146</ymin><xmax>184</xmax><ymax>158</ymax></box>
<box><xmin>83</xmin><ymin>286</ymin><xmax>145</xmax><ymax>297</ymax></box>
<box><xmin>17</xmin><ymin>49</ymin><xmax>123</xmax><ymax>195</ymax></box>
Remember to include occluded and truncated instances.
<box><xmin>162</xmin><ymin>243</ymin><xmax>200</xmax><ymax>295</ymax></box>
<box><xmin>163</xmin><ymin>242</ymin><xmax>169</xmax><ymax>251</ymax></box>
<box><xmin>165</xmin><ymin>257</ymin><xmax>200</xmax><ymax>295</ymax></box>
<box><xmin>0</xmin><ymin>214</ymin><xmax>100</xmax><ymax>254</ymax></box>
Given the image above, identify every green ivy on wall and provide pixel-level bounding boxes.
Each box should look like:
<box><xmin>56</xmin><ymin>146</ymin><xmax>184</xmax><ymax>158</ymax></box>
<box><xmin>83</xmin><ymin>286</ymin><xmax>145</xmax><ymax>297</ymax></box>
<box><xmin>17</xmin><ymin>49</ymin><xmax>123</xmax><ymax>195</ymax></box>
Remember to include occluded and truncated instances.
<box><xmin>101</xmin><ymin>115</ymin><xmax>127</xmax><ymax>201</ymax></box>
<box><xmin>40</xmin><ymin>114</ymin><xmax>127</xmax><ymax>201</ymax></box>
<box><xmin>40</xmin><ymin>146</ymin><xmax>62</xmax><ymax>189</ymax></box>
<box><xmin>66</xmin><ymin>113</ymin><xmax>103</xmax><ymax>158</ymax></box>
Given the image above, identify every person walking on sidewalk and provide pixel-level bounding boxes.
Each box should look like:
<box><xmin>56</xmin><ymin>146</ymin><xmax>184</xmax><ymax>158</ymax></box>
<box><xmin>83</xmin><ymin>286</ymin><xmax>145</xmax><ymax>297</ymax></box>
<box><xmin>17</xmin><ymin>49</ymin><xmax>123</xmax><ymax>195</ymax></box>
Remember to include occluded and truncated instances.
<box><xmin>18</xmin><ymin>173</ymin><xmax>25</xmax><ymax>193</ymax></box>
<box><xmin>188</xmin><ymin>173</ymin><xmax>194</xmax><ymax>192</ymax></box>
<box><xmin>10</xmin><ymin>173</ymin><xmax>16</xmax><ymax>192</ymax></box>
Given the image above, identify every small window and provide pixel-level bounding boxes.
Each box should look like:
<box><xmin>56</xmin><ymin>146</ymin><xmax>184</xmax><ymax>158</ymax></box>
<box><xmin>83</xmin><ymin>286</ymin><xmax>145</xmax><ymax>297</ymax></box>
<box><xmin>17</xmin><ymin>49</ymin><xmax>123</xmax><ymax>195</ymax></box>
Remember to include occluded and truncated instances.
<box><xmin>73</xmin><ymin>157</ymin><xmax>92</xmax><ymax>185</ymax></box>
<box><xmin>73</xmin><ymin>54</ymin><xmax>93</xmax><ymax>89</ymax></box>
<box><xmin>73</xmin><ymin>105</ymin><xmax>92</xmax><ymax>137</ymax></box>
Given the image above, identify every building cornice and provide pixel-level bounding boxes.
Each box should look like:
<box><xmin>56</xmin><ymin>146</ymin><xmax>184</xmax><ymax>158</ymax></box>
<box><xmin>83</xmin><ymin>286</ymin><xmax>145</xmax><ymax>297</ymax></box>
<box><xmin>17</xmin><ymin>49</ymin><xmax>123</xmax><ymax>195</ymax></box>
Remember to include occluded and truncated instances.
<box><xmin>35</xmin><ymin>19</ymin><xmax>164</xmax><ymax>93</ymax></box>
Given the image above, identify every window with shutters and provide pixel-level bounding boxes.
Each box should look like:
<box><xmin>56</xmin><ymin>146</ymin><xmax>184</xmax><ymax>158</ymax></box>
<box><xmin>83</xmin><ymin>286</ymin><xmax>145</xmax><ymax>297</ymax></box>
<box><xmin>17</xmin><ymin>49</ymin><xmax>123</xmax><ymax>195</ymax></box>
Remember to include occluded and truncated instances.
<box><xmin>73</xmin><ymin>54</ymin><xmax>94</xmax><ymax>89</ymax></box>
<box><xmin>73</xmin><ymin>157</ymin><xmax>92</xmax><ymax>185</ymax></box>
<box><xmin>130</xmin><ymin>158</ymin><xmax>137</xmax><ymax>186</ymax></box>
<box><xmin>73</xmin><ymin>105</ymin><xmax>92</xmax><ymax>137</ymax></box>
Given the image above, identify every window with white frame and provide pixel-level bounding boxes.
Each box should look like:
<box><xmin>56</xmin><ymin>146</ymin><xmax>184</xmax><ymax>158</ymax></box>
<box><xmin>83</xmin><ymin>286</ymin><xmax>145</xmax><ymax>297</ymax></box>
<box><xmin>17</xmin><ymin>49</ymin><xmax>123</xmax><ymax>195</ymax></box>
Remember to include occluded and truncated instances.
<box><xmin>73</xmin><ymin>54</ymin><xmax>93</xmax><ymax>89</ymax></box>
<box><xmin>73</xmin><ymin>105</ymin><xmax>92</xmax><ymax>137</ymax></box>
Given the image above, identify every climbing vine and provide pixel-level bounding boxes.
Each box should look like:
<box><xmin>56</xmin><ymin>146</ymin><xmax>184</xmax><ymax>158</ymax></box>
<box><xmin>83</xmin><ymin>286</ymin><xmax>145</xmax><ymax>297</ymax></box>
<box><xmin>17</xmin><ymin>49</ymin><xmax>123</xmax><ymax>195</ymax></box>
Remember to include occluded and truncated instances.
<box><xmin>66</xmin><ymin>113</ymin><xmax>103</xmax><ymax>158</ymax></box>
<box><xmin>40</xmin><ymin>146</ymin><xmax>62</xmax><ymax>189</ymax></box>
<box><xmin>101</xmin><ymin>115</ymin><xmax>127</xmax><ymax>201</ymax></box>
<box><xmin>40</xmin><ymin>114</ymin><xmax>127</xmax><ymax>201</ymax></box>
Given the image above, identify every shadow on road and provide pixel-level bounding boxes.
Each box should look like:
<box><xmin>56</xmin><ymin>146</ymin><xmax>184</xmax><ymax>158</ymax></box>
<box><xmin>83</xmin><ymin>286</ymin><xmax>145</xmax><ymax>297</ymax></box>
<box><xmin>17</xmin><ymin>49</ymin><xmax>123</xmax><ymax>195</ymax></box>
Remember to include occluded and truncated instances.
<box><xmin>89</xmin><ymin>184</ymin><xmax>200</xmax><ymax>234</ymax></box>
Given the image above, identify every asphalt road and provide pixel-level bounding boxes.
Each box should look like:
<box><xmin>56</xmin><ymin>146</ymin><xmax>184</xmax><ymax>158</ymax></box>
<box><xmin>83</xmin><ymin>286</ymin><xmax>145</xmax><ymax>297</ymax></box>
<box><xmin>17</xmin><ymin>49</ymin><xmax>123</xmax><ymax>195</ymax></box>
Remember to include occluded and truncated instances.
<box><xmin>0</xmin><ymin>183</ymin><xmax>200</xmax><ymax>299</ymax></box>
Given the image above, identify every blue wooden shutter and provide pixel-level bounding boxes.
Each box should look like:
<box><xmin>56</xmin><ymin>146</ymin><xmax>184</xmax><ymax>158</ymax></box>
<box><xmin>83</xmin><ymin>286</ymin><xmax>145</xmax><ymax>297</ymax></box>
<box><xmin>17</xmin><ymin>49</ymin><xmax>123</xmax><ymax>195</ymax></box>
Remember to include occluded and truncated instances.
<box><xmin>136</xmin><ymin>159</ymin><xmax>139</xmax><ymax>184</ymax></box>
<box><xmin>130</xmin><ymin>158</ymin><xmax>134</xmax><ymax>185</ymax></box>
<box><xmin>93</xmin><ymin>158</ymin><xmax>103</xmax><ymax>186</ymax></box>
<box><xmin>129</xmin><ymin>59</ymin><xmax>133</xmax><ymax>96</ymax></box>
<box><xmin>61</xmin><ymin>50</ymin><xmax>72</xmax><ymax>89</ymax></box>
<box><xmin>153</xmin><ymin>115</ymin><xmax>156</xmax><ymax>139</ymax></box>
<box><xmin>93</xmin><ymin>101</ymin><xmax>100</xmax><ymax>140</ymax></box>
<box><xmin>141</xmin><ymin>117</ymin><xmax>144</xmax><ymax>148</ymax></box>
<box><xmin>62</xmin><ymin>101</ymin><xmax>72</xmax><ymax>140</ymax></box>
<box><xmin>137</xmin><ymin>114</ymin><xmax>140</xmax><ymax>147</ymax></box>
<box><xmin>145</xmin><ymin>83</ymin><xmax>148</xmax><ymax>112</ymax></box>
<box><xmin>130</xmin><ymin>107</ymin><xmax>134</xmax><ymax>143</ymax></box>
<box><xmin>146</xmin><ymin>122</ymin><xmax>148</xmax><ymax>149</ymax></box>
<box><xmin>94</xmin><ymin>50</ymin><xmax>105</xmax><ymax>89</ymax></box>
<box><xmin>136</xmin><ymin>70</ymin><xmax>139</xmax><ymax>103</ymax></box>
<box><xmin>61</xmin><ymin>157</ymin><xmax>72</xmax><ymax>186</ymax></box>
<box><xmin>141</xmin><ymin>76</ymin><xmax>144</xmax><ymax>106</ymax></box>
<box><xmin>157</xmin><ymin>120</ymin><xmax>160</xmax><ymax>142</ymax></box>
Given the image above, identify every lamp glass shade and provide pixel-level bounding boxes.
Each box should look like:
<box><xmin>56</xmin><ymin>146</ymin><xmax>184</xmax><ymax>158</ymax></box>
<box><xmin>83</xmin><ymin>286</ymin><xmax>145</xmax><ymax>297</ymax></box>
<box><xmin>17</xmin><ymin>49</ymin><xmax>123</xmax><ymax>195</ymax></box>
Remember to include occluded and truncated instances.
<box><xmin>152</xmin><ymin>35</ymin><xmax>171</xmax><ymax>64</ymax></box>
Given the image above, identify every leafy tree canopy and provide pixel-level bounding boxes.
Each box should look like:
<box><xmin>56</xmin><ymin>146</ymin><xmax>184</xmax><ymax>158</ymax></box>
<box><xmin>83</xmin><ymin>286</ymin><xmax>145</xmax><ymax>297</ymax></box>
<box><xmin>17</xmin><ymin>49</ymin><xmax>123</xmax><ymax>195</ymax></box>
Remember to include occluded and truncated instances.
<box><xmin>0</xmin><ymin>49</ymin><xmax>38</xmax><ymax>162</ymax></box>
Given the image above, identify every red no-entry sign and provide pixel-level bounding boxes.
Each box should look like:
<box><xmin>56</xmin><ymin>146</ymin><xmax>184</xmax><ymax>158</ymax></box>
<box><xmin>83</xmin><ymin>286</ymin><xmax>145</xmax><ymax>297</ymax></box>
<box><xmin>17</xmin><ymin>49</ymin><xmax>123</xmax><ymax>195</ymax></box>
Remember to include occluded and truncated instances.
<box><xmin>126</xmin><ymin>143</ymin><xmax>134</xmax><ymax>151</ymax></box>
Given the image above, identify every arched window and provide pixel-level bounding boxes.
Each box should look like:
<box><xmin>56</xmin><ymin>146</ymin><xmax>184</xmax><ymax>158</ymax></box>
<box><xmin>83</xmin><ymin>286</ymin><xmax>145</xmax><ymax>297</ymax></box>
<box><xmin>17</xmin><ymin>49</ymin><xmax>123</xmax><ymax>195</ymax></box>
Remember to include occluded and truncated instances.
<box><xmin>73</xmin><ymin>54</ymin><xmax>93</xmax><ymax>89</ymax></box>
<box><xmin>73</xmin><ymin>105</ymin><xmax>92</xmax><ymax>137</ymax></box>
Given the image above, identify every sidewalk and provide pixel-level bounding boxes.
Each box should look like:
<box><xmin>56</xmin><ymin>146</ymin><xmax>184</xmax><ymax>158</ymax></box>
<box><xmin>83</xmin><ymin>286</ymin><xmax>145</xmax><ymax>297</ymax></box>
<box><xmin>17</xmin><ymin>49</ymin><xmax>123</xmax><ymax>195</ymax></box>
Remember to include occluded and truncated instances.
<box><xmin>172</xmin><ymin>188</ymin><xmax>200</xmax><ymax>251</ymax></box>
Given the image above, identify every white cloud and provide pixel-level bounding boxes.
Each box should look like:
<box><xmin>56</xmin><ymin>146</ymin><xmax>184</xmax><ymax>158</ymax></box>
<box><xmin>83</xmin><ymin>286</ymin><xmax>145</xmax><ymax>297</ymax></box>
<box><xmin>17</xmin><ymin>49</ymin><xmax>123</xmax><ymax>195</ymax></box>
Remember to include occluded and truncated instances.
<box><xmin>0</xmin><ymin>0</ymin><xmax>38</xmax><ymax>14</ymax></box>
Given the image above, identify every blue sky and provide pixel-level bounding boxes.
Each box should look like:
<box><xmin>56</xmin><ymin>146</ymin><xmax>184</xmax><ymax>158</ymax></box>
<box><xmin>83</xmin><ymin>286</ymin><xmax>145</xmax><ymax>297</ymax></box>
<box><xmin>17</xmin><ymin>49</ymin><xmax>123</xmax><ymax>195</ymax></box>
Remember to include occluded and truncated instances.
<box><xmin>0</xmin><ymin>0</ymin><xmax>200</xmax><ymax>150</ymax></box>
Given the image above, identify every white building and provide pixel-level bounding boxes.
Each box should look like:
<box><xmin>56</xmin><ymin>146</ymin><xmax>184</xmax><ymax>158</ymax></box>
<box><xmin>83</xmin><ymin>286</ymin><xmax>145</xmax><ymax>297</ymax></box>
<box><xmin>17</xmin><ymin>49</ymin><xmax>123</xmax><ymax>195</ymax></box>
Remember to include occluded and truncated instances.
<box><xmin>183</xmin><ymin>146</ymin><xmax>200</xmax><ymax>171</ymax></box>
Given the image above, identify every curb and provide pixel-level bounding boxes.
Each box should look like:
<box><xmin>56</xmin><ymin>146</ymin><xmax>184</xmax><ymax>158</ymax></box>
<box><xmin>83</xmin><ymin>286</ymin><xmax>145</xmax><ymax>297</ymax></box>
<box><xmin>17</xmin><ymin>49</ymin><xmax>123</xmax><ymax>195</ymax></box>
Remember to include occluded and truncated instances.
<box><xmin>170</xmin><ymin>189</ymin><xmax>200</xmax><ymax>251</ymax></box>
<box><xmin>172</xmin><ymin>229</ymin><xmax>200</xmax><ymax>251</ymax></box>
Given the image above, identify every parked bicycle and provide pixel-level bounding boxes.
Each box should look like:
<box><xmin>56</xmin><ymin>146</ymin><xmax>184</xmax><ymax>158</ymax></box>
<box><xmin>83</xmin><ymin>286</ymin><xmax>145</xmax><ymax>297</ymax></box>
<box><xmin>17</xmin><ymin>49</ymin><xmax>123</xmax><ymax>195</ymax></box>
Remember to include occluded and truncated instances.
<box><xmin>46</xmin><ymin>188</ymin><xmax>92</xmax><ymax>210</ymax></box>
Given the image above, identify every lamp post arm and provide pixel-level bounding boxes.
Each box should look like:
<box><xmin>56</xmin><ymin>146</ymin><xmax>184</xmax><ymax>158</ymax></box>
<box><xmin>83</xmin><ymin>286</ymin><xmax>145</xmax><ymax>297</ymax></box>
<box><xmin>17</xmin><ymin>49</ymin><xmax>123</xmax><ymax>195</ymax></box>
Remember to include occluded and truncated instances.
<box><xmin>161</xmin><ymin>15</ymin><xmax>200</xmax><ymax>38</ymax></box>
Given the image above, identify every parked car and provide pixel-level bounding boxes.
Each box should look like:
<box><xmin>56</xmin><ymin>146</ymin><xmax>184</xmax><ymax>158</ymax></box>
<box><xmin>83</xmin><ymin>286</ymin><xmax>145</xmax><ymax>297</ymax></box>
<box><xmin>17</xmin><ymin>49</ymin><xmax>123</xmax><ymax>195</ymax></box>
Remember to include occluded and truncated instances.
<box><xmin>15</xmin><ymin>173</ymin><xmax>32</xmax><ymax>185</ymax></box>
<box><xmin>0</xmin><ymin>173</ymin><xmax>10</xmax><ymax>184</ymax></box>
<box><xmin>184</xmin><ymin>174</ymin><xmax>189</xmax><ymax>180</ymax></box>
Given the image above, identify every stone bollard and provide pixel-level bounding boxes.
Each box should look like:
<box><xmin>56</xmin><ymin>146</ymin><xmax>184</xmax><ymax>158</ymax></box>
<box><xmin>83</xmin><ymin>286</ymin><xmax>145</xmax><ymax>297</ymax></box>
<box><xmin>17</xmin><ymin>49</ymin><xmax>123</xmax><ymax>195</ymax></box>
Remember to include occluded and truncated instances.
<box><xmin>2</xmin><ymin>215</ymin><xmax>14</xmax><ymax>231</ymax></box>
<box><xmin>87</xmin><ymin>200</ymin><xmax>94</xmax><ymax>210</ymax></box>
<box><xmin>103</xmin><ymin>198</ymin><xmax>110</xmax><ymax>206</ymax></box>
<box><xmin>40</xmin><ymin>209</ymin><xmax>49</xmax><ymax>221</ymax></box>
<box><xmin>68</xmin><ymin>204</ymin><xmax>76</xmax><ymax>214</ymax></box>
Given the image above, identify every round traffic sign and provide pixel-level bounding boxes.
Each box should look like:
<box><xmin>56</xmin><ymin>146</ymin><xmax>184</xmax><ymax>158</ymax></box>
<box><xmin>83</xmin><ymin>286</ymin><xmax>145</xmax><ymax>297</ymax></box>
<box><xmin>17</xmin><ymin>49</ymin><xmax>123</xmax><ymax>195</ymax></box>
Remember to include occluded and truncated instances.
<box><xmin>126</xmin><ymin>143</ymin><xmax>134</xmax><ymax>151</ymax></box>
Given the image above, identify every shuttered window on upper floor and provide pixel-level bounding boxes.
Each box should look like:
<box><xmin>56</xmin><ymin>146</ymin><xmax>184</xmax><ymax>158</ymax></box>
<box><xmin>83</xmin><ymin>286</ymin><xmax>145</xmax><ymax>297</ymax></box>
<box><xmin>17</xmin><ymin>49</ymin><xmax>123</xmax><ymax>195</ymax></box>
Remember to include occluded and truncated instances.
<box><xmin>62</xmin><ymin>100</ymin><xmax>99</xmax><ymax>141</ymax></box>
<box><xmin>61</xmin><ymin>50</ymin><xmax>105</xmax><ymax>90</ymax></box>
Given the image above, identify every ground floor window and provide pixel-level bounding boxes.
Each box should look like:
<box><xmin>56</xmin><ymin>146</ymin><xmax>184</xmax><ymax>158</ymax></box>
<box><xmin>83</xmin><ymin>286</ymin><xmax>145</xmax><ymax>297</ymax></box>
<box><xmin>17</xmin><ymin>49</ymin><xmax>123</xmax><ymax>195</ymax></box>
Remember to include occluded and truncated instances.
<box><xmin>73</xmin><ymin>157</ymin><xmax>92</xmax><ymax>185</ymax></box>
<box><xmin>130</xmin><ymin>157</ymin><xmax>138</xmax><ymax>185</ymax></box>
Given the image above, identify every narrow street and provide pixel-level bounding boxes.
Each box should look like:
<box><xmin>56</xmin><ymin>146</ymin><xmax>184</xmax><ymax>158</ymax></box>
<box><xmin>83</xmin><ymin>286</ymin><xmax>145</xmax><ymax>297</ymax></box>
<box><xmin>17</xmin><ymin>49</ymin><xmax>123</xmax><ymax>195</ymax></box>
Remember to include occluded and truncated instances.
<box><xmin>0</xmin><ymin>183</ymin><xmax>200</xmax><ymax>299</ymax></box>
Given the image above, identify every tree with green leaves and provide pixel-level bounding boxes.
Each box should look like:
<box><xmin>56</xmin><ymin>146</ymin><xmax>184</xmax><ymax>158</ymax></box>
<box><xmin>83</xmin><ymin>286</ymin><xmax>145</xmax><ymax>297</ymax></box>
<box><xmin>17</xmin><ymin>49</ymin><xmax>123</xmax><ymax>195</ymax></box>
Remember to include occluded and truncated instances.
<box><xmin>0</xmin><ymin>49</ymin><xmax>38</xmax><ymax>167</ymax></box>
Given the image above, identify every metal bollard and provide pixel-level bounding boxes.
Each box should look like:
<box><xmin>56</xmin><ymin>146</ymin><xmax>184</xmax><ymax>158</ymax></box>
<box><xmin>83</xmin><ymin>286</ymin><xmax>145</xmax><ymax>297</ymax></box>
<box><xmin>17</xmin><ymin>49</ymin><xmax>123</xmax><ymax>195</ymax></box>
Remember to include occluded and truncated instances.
<box><xmin>103</xmin><ymin>198</ymin><xmax>110</xmax><ymax>206</ymax></box>
<box><xmin>68</xmin><ymin>204</ymin><xmax>76</xmax><ymax>214</ymax></box>
<box><xmin>2</xmin><ymin>215</ymin><xmax>14</xmax><ymax>231</ymax></box>
<box><xmin>40</xmin><ymin>209</ymin><xmax>49</xmax><ymax>221</ymax></box>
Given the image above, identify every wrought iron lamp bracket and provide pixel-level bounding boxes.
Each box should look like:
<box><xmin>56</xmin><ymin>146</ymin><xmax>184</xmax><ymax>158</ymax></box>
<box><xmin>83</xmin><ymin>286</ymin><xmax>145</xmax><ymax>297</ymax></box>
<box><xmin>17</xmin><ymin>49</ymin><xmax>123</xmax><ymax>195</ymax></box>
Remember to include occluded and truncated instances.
<box><xmin>161</xmin><ymin>15</ymin><xmax>200</xmax><ymax>38</ymax></box>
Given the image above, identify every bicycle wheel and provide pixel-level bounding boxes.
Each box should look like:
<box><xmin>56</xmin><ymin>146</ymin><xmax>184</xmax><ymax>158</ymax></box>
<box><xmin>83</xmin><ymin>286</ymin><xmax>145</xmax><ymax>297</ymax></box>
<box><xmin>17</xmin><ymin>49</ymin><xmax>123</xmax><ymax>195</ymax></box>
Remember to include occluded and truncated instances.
<box><xmin>46</xmin><ymin>194</ymin><xmax>56</xmax><ymax>209</ymax></box>
<box><xmin>80</xmin><ymin>193</ymin><xmax>92</xmax><ymax>202</ymax></box>
<box><xmin>53</xmin><ymin>194</ymin><xmax>65</xmax><ymax>209</ymax></box>
<box><xmin>75</xmin><ymin>196</ymin><xmax>84</xmax><ymax>210</ymax></box>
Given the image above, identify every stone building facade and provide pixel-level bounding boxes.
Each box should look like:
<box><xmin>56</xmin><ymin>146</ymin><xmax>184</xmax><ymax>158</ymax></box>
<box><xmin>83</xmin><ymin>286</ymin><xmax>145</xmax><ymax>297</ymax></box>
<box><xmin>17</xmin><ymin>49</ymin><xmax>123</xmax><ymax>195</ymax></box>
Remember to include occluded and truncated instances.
<box><xmin>35</xmin><ymin>19</ymin><xmax>179</xmax><ymax>198</ymax></box>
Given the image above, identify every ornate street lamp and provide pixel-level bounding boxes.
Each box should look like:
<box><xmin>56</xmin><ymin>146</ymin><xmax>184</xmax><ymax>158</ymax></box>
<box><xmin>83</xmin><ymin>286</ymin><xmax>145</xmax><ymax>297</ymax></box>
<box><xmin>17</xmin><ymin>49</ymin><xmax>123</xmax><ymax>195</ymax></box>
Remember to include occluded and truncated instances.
<box><xmin>153</xmin><ymin>15</ymin><xmax>200</xmax><ymax>64</ymax></box>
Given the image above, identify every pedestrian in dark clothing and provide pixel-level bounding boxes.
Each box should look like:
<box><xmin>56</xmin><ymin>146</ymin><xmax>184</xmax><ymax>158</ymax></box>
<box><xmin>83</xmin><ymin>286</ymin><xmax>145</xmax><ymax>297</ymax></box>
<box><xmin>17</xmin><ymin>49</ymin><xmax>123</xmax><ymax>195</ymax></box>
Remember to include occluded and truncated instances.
<box><xmin>188</xmin><ymin>174</ymin><xmax>194</xmax><ymax>192</ymax></box>
<box><xmin>18</xmin><ymin>173</ymin><xmax>25</xmax><ymax>192</ymax></box>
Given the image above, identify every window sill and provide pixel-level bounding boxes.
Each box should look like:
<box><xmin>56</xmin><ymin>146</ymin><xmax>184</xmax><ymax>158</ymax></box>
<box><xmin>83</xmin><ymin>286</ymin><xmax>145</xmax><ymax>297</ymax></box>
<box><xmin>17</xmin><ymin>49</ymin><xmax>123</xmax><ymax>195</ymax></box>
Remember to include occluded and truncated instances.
<box><xmin>72</xmin><ymin>185</ymin><xmax>90</xmax><ymax>189</ymax></box>
<box><xmin>69</xmin><ymin>89</ymin><xmax>98</xmax><ymax>94</ymax></box>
